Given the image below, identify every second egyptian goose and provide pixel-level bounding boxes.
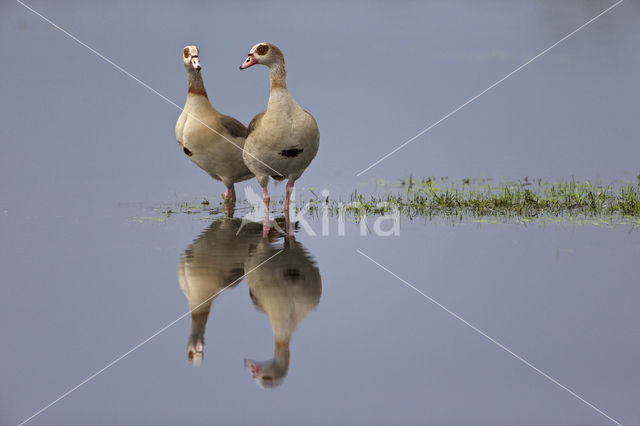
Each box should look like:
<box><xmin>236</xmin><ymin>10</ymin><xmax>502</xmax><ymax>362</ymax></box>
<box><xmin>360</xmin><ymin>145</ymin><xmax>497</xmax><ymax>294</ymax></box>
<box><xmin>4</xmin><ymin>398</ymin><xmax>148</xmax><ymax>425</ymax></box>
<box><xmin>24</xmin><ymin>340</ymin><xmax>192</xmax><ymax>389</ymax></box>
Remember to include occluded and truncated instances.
<box><xmin>176</xmin><ymin>45</ymin><xmax>253</xmax><ymax>202</ymax></box>
<box><xmin>239</xmin><ymin>43</ymin><xmax>320</xmax><ymax>216</ymax></box>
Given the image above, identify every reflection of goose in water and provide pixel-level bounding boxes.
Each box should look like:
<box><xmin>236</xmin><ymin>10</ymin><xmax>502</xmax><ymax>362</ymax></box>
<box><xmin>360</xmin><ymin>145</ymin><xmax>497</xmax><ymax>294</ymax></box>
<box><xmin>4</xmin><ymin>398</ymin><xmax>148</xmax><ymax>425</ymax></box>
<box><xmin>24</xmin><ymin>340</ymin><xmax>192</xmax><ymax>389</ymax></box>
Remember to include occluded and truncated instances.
<box><xmin>178</xmin><ymin>218</ymin><xmax>259</xmax><ymax>365</ymax></box>
<box><xmin>244</xmin><ymin>236</ymin><xmax>321</xmax><ymax>388</ymax></box>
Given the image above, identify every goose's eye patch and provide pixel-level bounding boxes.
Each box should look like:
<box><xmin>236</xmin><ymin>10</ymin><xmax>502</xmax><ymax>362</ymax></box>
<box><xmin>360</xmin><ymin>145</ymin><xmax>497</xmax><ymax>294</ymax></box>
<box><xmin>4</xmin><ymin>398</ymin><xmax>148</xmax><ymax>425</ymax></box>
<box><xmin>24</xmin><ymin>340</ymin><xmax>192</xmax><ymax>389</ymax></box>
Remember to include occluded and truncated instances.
<box><xmin>256</xmin><ymin>44</ymin><xmax>269</xmax><ymax>55</ymax></box>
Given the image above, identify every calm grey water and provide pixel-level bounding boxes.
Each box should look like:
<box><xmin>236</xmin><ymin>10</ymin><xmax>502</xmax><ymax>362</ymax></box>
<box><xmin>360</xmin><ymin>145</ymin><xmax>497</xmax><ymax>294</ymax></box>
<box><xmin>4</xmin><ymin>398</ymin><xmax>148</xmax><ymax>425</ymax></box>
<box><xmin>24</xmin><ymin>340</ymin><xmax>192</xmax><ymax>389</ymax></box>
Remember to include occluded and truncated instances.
<box><xmin>1</xmin><ymin>1</ymin><xmax>639</xmax><ymax>425</ymax></box>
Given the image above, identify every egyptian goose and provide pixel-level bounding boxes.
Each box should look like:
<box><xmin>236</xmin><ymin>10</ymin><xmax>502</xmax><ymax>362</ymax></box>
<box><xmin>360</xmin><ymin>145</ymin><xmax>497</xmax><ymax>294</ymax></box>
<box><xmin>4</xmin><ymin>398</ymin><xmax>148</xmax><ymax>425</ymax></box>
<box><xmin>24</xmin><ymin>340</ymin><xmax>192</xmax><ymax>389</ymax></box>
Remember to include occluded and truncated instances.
<box><xmin>176</xmin><ymin>45</ymin><xmax>253</xmax><ymax>202</ymax></box>
<box><xmin>239</xmin><ymin>43</ymin><xmax>320</xmax><ymax>216</ymax></box>
<box><xmin>178</xmin><ymin>218</ymin><xmax>262</xmax><ymax>364</ymax></box>
<box><xmin>244</xmin><ymin>235</ymin><xmax>321</xmax><ymax>388</ymax></box>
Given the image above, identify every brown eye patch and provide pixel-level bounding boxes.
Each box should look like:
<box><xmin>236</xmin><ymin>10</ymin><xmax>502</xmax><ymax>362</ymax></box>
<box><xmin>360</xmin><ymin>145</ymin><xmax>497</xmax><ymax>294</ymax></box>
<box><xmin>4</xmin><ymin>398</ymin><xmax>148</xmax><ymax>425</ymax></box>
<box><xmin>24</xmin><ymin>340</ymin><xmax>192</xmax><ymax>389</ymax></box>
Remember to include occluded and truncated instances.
<box><xmin>183</xmin><ymin>47</ymin><xmax>190</xmax><ymax>58</ymax></box>
<box><xmin>256</xmin><ymin>44</ymin><xmax>269</xmax><ymax>55</ymax></box>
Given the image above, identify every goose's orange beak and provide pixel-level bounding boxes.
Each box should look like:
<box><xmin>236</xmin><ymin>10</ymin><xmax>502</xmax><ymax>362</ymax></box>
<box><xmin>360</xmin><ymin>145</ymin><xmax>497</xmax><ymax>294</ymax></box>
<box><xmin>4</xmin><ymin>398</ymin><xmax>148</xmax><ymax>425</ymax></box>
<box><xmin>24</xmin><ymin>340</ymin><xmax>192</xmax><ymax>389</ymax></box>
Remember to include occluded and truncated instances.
<box><xmin>240</xmin><ymin>55</ymin><xmax>257</xmax><ymax>70</ymax></box>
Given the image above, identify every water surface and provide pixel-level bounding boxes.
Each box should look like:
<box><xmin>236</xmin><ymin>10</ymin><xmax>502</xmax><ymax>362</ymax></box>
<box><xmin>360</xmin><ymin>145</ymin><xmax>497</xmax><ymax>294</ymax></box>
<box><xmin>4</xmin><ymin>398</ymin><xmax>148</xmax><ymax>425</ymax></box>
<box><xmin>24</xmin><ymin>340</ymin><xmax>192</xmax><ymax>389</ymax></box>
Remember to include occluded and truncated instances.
<box><xmin>1</xmin><ymin>1</ymin><xmax>639</xmax><ymax>425</ymax></box>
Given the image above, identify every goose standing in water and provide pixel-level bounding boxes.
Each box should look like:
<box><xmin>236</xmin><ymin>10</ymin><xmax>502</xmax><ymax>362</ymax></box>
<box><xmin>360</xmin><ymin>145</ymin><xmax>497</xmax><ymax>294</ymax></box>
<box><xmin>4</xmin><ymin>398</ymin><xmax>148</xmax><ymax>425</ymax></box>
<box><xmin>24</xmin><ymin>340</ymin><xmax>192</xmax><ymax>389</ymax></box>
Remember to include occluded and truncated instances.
<box><xmin>239</xmin><ymin>43</ymin><xmax>319</xmax><ymax>232</ymax></box>
<box><xmin>176</xmin><ymin>45</ymin><xmax>253</xmax><ymax>208</ymax></box>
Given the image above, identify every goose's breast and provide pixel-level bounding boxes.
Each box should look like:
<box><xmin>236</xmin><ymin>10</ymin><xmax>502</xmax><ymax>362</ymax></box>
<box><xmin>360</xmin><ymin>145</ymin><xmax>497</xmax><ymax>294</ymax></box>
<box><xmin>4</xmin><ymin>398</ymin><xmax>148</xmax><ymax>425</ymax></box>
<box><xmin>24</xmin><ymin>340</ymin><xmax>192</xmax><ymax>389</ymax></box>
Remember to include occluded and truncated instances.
<box><xmin>175</xmin><ymin>111</ymin><xmax>188</xmax><ymax>146</ymax></box>
<box><xmin>292</xmin><ymin>110</ymin><xmax>319</xmax><ymax>144</ymax></box>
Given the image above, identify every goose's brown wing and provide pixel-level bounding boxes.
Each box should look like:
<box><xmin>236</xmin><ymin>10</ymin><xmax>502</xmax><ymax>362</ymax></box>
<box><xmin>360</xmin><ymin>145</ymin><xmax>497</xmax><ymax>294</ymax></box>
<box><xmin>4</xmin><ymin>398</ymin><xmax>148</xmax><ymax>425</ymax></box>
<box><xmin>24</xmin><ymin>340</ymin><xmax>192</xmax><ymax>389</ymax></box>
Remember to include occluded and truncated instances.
<box><xmin>219</xmin><ymin>114</ymin><xmax>248</xmax><ymax>139</ymax></box>
<box><xmin>248</xmin><ymin>111</ymin><xmax>266</xmax><ymax>136</ymax></box>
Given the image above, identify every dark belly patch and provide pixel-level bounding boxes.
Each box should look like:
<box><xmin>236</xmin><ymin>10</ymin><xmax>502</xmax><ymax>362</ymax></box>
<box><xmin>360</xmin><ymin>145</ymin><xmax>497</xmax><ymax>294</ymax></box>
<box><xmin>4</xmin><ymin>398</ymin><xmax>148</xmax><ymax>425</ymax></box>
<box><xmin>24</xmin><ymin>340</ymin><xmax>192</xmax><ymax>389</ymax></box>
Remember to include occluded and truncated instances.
<box><xmin>283</xmin><ymin>268</ymin><xmax>303</xmax><ymax>281</ymax></box>
<box><xmin>183</xmin><ymin>147</ymin><xmax>193</xmax><ymax>157</ymax></box>
<box><xmin>279</xmin><ymin>147</ymin><xmax>304</xmax><ymax>158</ymax></box>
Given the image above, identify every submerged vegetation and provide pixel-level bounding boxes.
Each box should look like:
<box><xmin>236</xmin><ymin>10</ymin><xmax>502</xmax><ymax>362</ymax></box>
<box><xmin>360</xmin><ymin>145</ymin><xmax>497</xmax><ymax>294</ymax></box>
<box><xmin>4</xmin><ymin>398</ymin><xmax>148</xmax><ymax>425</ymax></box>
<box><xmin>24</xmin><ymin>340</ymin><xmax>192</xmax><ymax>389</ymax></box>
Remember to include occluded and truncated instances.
<box><xmin>149</xmin><ymin>177</ymin><xmax>640</xmax><ymax>227</ymax></box>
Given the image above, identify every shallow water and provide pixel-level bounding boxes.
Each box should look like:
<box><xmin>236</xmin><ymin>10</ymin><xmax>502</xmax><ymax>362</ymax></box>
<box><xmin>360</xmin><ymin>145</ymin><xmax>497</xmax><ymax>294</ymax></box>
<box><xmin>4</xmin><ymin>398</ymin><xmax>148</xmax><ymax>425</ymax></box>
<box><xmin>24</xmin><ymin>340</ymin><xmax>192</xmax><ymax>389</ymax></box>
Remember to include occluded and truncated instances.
<box><xmin>1</xmin><ymin>0</ymin><xmax>639</xmax><ymax>425</ymax></box>
<box><xmin>3</xmin><ymin>205</ymin><xmax>639</xmax><ymax>425</ymax></box>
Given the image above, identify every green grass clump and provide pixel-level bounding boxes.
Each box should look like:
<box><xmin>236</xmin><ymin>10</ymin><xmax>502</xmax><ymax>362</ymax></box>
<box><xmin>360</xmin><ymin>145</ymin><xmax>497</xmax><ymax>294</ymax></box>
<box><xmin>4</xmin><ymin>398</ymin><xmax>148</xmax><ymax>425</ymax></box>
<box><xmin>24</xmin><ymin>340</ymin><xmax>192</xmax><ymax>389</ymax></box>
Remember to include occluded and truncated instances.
<box><xmin>147</xmin><ymin>177</ymin><xmax>640</xmax><ymax>227</ymax></box>
<box><xmin>330</xmin><ymin>178</ymin><xmax>640</xmax><ymax>223</ymax></box>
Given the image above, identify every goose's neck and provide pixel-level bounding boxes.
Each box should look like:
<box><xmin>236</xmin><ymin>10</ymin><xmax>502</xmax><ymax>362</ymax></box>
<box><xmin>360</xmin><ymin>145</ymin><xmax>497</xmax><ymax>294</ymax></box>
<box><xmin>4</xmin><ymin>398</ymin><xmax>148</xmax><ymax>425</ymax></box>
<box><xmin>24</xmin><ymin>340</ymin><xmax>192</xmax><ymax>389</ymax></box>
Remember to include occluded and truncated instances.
<box><xmin>190</xmin><ymin>311</ymin><xmax>209</xmax><ymax>338</ymax></box>
<box><xmin>269</xmin><ymin>64</ymin><xmax>287</xmax><ymax>91</ymax></box>
<box><xmin>274</xmin><ymin>339</ymin><xmax>291</xmax><ymax>368</ymax></box>
<box><xmin>187</xmin><ymin>70</ymin><xmax>208</xmax><ymax>99</ymax></box>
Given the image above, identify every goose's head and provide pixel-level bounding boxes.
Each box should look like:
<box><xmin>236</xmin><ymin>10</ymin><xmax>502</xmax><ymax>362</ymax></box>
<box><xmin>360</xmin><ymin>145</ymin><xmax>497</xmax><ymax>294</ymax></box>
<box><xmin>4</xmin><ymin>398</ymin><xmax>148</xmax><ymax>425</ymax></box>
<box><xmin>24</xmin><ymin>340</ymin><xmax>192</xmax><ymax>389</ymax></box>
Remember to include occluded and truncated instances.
<box><xmin>244</xmin><ymin>356</ymin><xmax>289</xmax><ymax>389</ymax></box>
<box><xmin>182</xmin><ymin>45</ymin><xmax>201</xmax><ymax>72</ymax></box>
<box><xmin>239</xmin><ymin>42</ymin><xmax>284</xmax><ymax>70</ymax></box>
<box><xmin>187</xmin><ymin>333</ymin><xmax>204</xmax><ymax>366</ymax></box>
<box><xmin>244</xmin><ymin>336</ymin><xmax>290</xmax><ymax>389</ymax></box>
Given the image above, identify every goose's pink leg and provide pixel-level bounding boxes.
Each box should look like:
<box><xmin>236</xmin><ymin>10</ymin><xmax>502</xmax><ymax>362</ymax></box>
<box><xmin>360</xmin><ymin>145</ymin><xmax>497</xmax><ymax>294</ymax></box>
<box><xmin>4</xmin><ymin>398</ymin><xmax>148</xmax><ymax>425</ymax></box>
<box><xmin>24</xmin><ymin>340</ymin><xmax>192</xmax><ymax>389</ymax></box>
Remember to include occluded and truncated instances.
<box><xmin>262</xmin><ymin>186</ymin><xmax>271</xmax><ymax>238</ymax></box>
<box><xmin>284</xmin><ymin>205</ymin><xmax>294</xmax><ymax>237</ymax></box>
<box><xmin>284</xmin><ymin>179</ymin><xmax>295</xmax><ymax>212</ymax></box>
<box><xmin>222</xmin><ymin>186</ymin><xmax>236</xmax><ymax>217</ymax></box>
<box><xmin>284</xmin><ymin>179</ymin><xmax>296</xmax><ymax>236</ymax></box>
<box><xmin>223</xmin><ymin>185</ymin><xmax>237</xmax><ymax>201</ymax></box>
